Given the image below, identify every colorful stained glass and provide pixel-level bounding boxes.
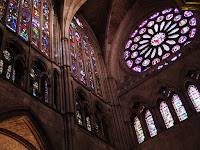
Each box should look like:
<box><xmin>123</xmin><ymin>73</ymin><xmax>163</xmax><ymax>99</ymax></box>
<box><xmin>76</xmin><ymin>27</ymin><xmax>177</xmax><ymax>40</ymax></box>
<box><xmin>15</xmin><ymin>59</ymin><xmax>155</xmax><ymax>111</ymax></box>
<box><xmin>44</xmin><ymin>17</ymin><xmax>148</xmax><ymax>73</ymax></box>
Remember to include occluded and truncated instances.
<box><xmin>189</xmin><ymin>28</ymin><xmax>196</xmax><ymax>38</ymax></box>
<box><xmin>181</xmin><ymin>26</ymin><xmax>189</xmax><ymax>34</ymax></box>
<box><xmin>69</xmin><ymin>27</ymin><xmax>78</xmax><ymax>78</ymax></box>
<box><xmin>95</xmin><ymin>122</ymin><xmax>100</xmax><ymax>136</ymax></box>
<box><xmin>160</xmin><ymin>101</ymin><xmax>174</xmax><ymax>129</ymax></box>
<box><xmin>166</xmin><ymin>14</ymin><xmax>173</xmax><ymax>20</ymax></box>
<box><xmin>84</xmin><ymin>39</ymin><xmax>94</xmax><ymax>91</ymax></box>
<box><xmin>189</xmin><ymin>18</ymin><xmax>197</xmax><ymax>26</ymax></box>
<box><xmin>172</xmin><ymin>45</ymin><xmax>180</xmax><ymax>53</ymax></box>
<box><xmin>139</xmin><ymin>19</ymin><xmax>148</xmax><ymax>28</ymax></box>
<box><xmin>157</xmin><ymin>65</ymin><xmax>163</xmax><ymax>70</ymax></box>
<box><xmin>162</xmin><ymin>8</ymin><xmax>172</xmax><ymax>14</ymax></box>
<box><xmin>131</xmin><ymin>29</ymin><xmax>138</xmax><ymax>38</ymax></box>
<box><xmin>70</xmin><ymin>21</ymin><xmax>77</xmax><ymax>29</ymax></box>
<box><xmin>135</xmin><ymin>57</ymin><xmax>142</xmax><ymax>64</ymax></box>
<box><xmin>142</xmin><ymin>59</ymin><xmax>150</xmax><ymax>66</ymax></box>
<box><xmin>44</xmin><ymin>80</ymin><xmax>49</xmax><ymax>103</ymax></box>
<box><xmin>3</xmin><ymin>50</ymin><xmax>11</xmax><ymax>61</ymax></box>
<box><xmin>125</xmin><ymin>40</ymin><xmax>132</xmax><ymax>49</ymax></box>
<box><xmin>174</xmin><ymin>15</ymin><xmax>181</xmax><ymax>22</ymax></box>
<box><xmin>147</xmin><ymin>21</ymin><xmax>154</xmax><ymax>27</ymax></box>
<box><xmin>172</xmin><ymin>94</ymin><xmax>188</xmax><ymax>121</ymax></box>
<box><xmin>12</xmin><ymin>68</ymin><xmax>15</xmax><ymax>81</ymax></box>
<box><xmin>32</xmin><ymin>0</ymin><xmax>41</xmax><ymax>48</ymax></box>
<box><xmin>6</xmin><ymin>0</ymin><xmax>19</xmax><ymax>31</ymax></box>
<box><xmin>41</xmin><ymin>2</ymin><xmax>49</xmax><ymax>56</ymax></box>
<box><xmin>134</xmin><ymin>117</ymin><xmax>145</xmax><ymax>144</ymax></box>
<box><xmin>131</xmin><ymin>44</ymin><xmax>138</xmax><ymax>51</ymax></box>
<box><xmin>127</xmin><ymin>60</ymin><xmax>133</xmax><ymax>68</ymax></box>
<box><xmin>188</xmin><ymin>85</ymin><xmax>200</xmax><ymax>112</ymax></box>
<box><xmin>152</xmin><ymin>58</ymin><xmax>160</xmax><ymax>65</ymax></box>
<box><xmin>150</xmin><ymin>12</ymin><xmax>159</xmax><ymax>19</ymax></box>
<box><xmin>0</xmin><ymin>0</ymin><xmax>7</xmax><ymax>21</ymax></box>
<box><xmin>174</xmin><ymin>8</ymin><xmax>180</xmax><ymax>13</ymax></box>
<box><xmin>30</xmin><ymin>69</ymin><xmax>37</xmax><ymax>78</ymax></box>
<box><xmin>0</xmin><ymin>60</ymin><xmax>3</xmax><ymax>74</ymax></box>
<box><xmin>86</xmin><ymin>117</ymin><xmax>92</xmax><ymax>131</ymax></box>
<box><xmin>76</xmin><ymin>110</ymin><xmax>82</xmax><ymax>125</ymax></box>
<box><xmin>156</xmin><ymin>16</ymin><xmax>164</xmax><ymax>22</ymax></box>
<box><xmin>171</xmin><ymin>56</ymin><xmax>177</xmax><ymax>61</ymax></box>
<box><xmin>6</xmin><ymin>65</ymin><xmax>12</xmax><ymax>79</ymax></box>
<box><xmin>145</xmin><ymin>110</ymin><xmax>157</xmax><ymax>137</ymax></box>
<box><xmin>184</xmin><ymin>11</ymin><xmax>193</xmax><ymax>17</ymax></box>
<box><xmin>179</xmin><ymin>19</ymin><xmax>187</xmax><ymax>26</ymax></box>
<box><xmin>74</xmin><ymin>16</ymin><xmax>83</xmax><ymax>28</ymax></box>
<box><xmin>33</xmin><ymin>81</ymin><xmax>38</xmax><ymax>96</ymax></box>
<box><xmin>124</xmin><ymin>51</ymin><xmax>130</xmax><ymax>60</ymax></box>
<box><xmin>132</xmin><ymin>66</ymin><xmax>141</xmax><ymax>73</ymax></box>
<box><xmin>134</xmin><ymin>36</ymin><xmax>141</xmax><ymax>42</ymax></box>
<box><xmin>19</xmin><ymin>0</ymin><xmax>31</xmax><ymax>41</ymax></box>
<box><xmin>178</xmin><ymin>36</ymin><xmax>187</xmax><ymax>43</ymax></box>
<box><xmin>131</xmin><ymin>51</ymin><xmax>138</xmax><ymax>58</ymax></box>
<box><xmin>139</xmin><ymin>28</ymin><xmax>146</xmax><ymax>34</ymax></box>
<box><xmin>151</xmin><ymin>33</ymin><xmax>165</xmax><ymax>46</ymax></box>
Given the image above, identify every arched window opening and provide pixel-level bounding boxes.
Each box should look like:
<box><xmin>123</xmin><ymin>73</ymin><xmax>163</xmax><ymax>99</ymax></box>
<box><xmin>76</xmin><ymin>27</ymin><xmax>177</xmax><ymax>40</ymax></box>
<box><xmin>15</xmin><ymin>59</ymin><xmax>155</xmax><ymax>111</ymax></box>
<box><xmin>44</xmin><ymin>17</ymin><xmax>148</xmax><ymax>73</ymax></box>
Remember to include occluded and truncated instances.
<box><xmin>160</xmin><ymin>101</ymin><xmax>174</xmax><ymax>129</ymax></box>
<box><xmin>41</xmin><ymin>76</ymin><xmax>49</xmax><ymax>103</ymax></box>
<box><xmin>69</xmin><ymin>16</ymin><xmax>103</xmax><ymax>96</ymax></box>
<box><xmin>95</xmin><ymin>122</ymin><xmax>101</xmax><ymax>136</ymax></box>
<box><xmin>13</xmin><ymin>59</ymin><xmax>24</xmax><ymax>86</ymax></box>
<box><xmin>54</xmin><ymin>70</ymin><xmax>59</xmax><ymax>106</ymax></box>
<box><xmin>0</xmin><ymin>0</ymin><xmax>7</xmax><ymax>21</ymax></box>
<box><xmin>84</xmin><ymin>108</ymin><xmax>91</xmax><ymax>131</ymax></box>
<box><xmin>172</xmin><ymin>94</ymin><xmax>188</xmax><ymax>121</ymax></box>
<box><xmin>76</xmin><ymin>101</ymin><xmax>83</xmax><ymax>125</ymax></box>
<box><xmin>134</xmin><ymin>116</ymin><xmax>145</xmax><ymax>144</ymax></box>
<box><xmin>188</xmin><ymin>85</ymin><xmax>200</xmax><ymax>112</ymax></box>
<box><xmin>145</xmin><ymin>110</ymin><xmax>157</xmax><ymax>137</ymax></box>
<box><xmin>30</xmin><ymin>68</ymin><xmax>39</xmax><ymax>97</ymax></box>
<box><xmin>6</xmin><ymin>65</ymin><xmax>12</xmax><ymax>79</ymax></box>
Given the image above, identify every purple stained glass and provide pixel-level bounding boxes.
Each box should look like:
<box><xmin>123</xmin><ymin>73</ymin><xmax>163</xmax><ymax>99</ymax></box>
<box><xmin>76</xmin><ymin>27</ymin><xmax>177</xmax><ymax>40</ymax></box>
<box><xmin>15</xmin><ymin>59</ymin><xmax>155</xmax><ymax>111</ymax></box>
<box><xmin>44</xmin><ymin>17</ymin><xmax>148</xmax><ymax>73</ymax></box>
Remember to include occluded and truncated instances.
<box><xmin>132</xmin><ymin>66</ymin><xmax>141</xmax><ymax>73</ymax></box>
<box><xmin>166</xmin><ymin>14</ymin><xmax>173</xmax><ymax>20</ymax></box>
<box><xmin>162</xmin><ymin>8</ymin><xmax>172</xmax><ymax>14</ymax></box>
<box><xmin>142</xmin><ymin>59</ymin><xmax>150</xmax><ymax>67</ymax></box>
<box><xmin>156</xmin><ymin>16</ymin><xmax>164</xmax><ymax>22</ymax></box>
<box><xmin>174</xmin><ymin>8</ymin><xmax>180</xmax><ymax>13</ymax></box>
<box><xmin>127</xmin><ymin>60</ymin><xmax>133</xmax><ymax>68</ymax></box>
<box><xmin>184</xmin><ymin>11</ymin><xmax>193</xmax><ymax>17</ymax></box>
<box><xmin>174</xmin><ymin>15</ymin><xmax>181</xmax><ymax>22</ymax></box>
<box><xmin>171</xmin><ymin>56</ymin><xmax>177</xmax><ymax>61</ymax></box>
<box><xmin>19</xmin><ymin>0</ymin><xmax>31</xmax><ymax>41</ymax></box>
<box><xmin>134</xmin><ymin>117</ymin><xmax>145</xmax><ymax>144</ymax></box>
<box><xmin>32</xmin><ymin>0</ymin><xmax>40</xmax><ymax>48</ymax></box>
<box><xmin>178</xmin><ymin>36</ymin><xmax>187</xmax><ymax>43</ymax></box>
<box><xmin>125</xmin><ymin>40</ymin><xmax>132</xmax><ymax>49</ymax></box>
<box><xmin>172</xmin><ymin>45</ymin><xmax>180</xmax><ymax>53</ymax></box>
<box><xmin>145</xmin><ymin>110</ymin><xmax>157</xmax><ymax>137</ymax></box>
<box><xmin>131</xmin><ymin>51</ymin><xmax>138</xmax><ymax>58</ymax></box>
<box><xmin>131</xmin><ymin>44</ymin><xmax>138</xmax><ymax>51</ymax></box>
<box><xmin>41</xmin><ymin>2</ymin><xmax>50</xmax><ymax>56</ymax></box>
<box><xmin>189</xmin><ymin>28</ymin><xmax>196</xmax><ymax>38</ymax></box>
<box><xmin>139</xmin><ymin>19</ymin><xmax>148</xmax><ymax>28</ymax></box>
<box><xmin>150</xmin><ymin>12</ymin><xmax>159</xmax><ymax>19</ymax></box>
<box><xmin>131</xmin><ymin>29</ymin><xmax>138</xmax><ymax>38</ymax></box>
<box><xmin>135</xmin><ymin>57</ymin><xmax>143</xmax><ymax>64</ymax></box>
<box><xmin>189</xmin><ymin>18</ymin><xmax>197</xmax><ymax>26</ymax></box>
<box><xmin>124</xmin><ymin>51</ymin><xmax>130</xmax><ymax>60</ymax></box>
<box><xmin>188</xmin><ymin>85</ymin><xmax>200</xmax><ymax>112</ymax></box>
<box><xmin>6</xmin><ymin>0</ymin><xmax>20</xmax><ymax>32</ymax></box>
<box><xmin>152</xmin><ymin>58</ymin><xmax>160</xmax><ymax>65</ymax></box>
<box><xmin>134</xmin><ymin>36</ymin><xmax>141</xmax><ymax>42</ymax></box>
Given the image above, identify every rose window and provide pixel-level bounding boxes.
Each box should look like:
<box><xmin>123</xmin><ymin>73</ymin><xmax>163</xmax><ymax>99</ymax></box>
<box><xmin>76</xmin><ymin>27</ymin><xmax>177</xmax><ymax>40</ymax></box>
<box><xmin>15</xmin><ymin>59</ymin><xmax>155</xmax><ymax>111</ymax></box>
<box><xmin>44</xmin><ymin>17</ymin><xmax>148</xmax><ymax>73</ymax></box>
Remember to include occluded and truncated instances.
<box><xmin>124</xmin><ymin>8</ymin><xmax>197</xmax><ymax>73</ymax></box>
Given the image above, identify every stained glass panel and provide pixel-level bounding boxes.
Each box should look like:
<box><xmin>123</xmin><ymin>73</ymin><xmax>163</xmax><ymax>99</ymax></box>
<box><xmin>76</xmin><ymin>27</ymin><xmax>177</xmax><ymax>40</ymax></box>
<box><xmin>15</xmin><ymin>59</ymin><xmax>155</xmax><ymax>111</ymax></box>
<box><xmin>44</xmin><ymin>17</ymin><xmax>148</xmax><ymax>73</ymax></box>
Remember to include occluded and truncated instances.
<box><xmin>3</xmin><ymin>50</ymin><xmax>11</xmax><ymax>61</ymax></box>
<box><xmin>160</xmin><ymin>101</ymin><xmax>174</xmax><ymax>128</ymax></box>
<box><xmin>44</xmin><ymin>80</ymin><xmax>49</xmax><ymax>103</ymax></box>
<box><xmin>0</xmin><ymin>0</ymin><xmax>7</xmax><ymax>21</ymax></box>
<box><xmin>33</xmin><ymin>81</ymin><xmax>38</xmax><ymax>96</ymax></box>
<box><xmin>19</xmin><ymin>0</ymin><xmax>31</xmax><ymax>41</ymax></box>
<box><xmin>6</xmin><ymin>65</ymin><xmax>12</xmax><ymax>79</ymax></box>
<box><xmin>12</xmin><ymin>68</ymin><xmax>15</xmax><ymax>81</ymax></box>
<box><xmin>95</xmin><ymin>122</ymin><xmax>100</xmax><ymax>136</ymax></box>
<box><xmin>0</xmin><ymin>60</ymin><xmax>3</xmax><ymax>74</ymax></box>
<box><xmin>41</xmin><ymin>2</ymin><xmax>49</xmax><ymax>56</ymax></box>
<box><xmin>69</xmin><ymin>26</ymin><xmax>78</xmax><ymax>77</ymax></box>
<box><xmin>6</xmin><ymin>0</ymin><xmax>20</xmax><ymax>32</ymax></box>
<box><xmin>188</xmin><ymin>85</ymin><xmax>200</xmax><ymax>112</ymax></box>
<box><xmin>145</xmin><ymin>110</ymin><xmax>157</xmax><ymax>137</ymax></box>
<box><xmin>32</xmin><ymin>0</ymin><xmax>40</xmax><ymax>48</ymax></box>
<box><xmin>86</xmin><ymin>117</ymin><xmax>92</xmax><ymax>131</ymax></box>
<box><xmin>76</xmin><ymin>110</ymin><xmax>82</xmax><ymax>125</ymax></box>
<box><xmin>134</xmin><ymin>116</ymin><xmax>145</xmax><ymax>144</ymax></box>
<box><xmin>30</xmin><ymin>69</ymin><xmax>37</xmax><ymax>78</ymax></box>
<box><xmin>172</xmin><ymin>94</ymin><xmax>188</xmax><ymax>121</ymax></box>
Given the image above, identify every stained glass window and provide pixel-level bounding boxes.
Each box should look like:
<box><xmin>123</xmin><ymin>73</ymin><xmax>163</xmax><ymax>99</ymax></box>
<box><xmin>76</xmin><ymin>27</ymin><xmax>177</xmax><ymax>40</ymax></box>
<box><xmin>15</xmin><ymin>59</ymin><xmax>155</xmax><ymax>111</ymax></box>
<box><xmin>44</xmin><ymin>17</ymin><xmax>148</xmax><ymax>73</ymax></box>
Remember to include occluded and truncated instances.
<box><xmin>188</xmin><ymin>85</ymin><xmax>200</xmax><ymax>112</ymax></box>
<box><xmin>160</xmin><ymin>101</ymin><xmax>174</xmax><ymax>128</ymax></box>
<box><xmin>74</xmin><ymin>16</ymin><xmax>83</xmax><ymax>28</ymax></box>
<box><xmin>32</xmin><ymin>0</ymin><xmax>40</xmax><ymax>48</ymax></box>
<box><xmin>124</xmin><ymin>8</ymin><xmax>197</xmax><ymax>73</ymax></box>
<box><xmin>44</xmin><ymin>80</ymin><xmax>49</xmax><ymax>103</ymax></box>
<box><xmin>145</xmin><ymin>110</ymin><xmax>157</xmax><ymax>137</ymax></box>
<box><xmin>19</xmin><ymin>0</ymin><xmax>31</xmax><ymax>41</ymax></box>
<box><xmin>12</xmin><ymin>68</ymin><xmax>15</xmax><ymax>81</ymax></box>
<box><xmin>33</xmin><ymin>81</ymin><xmax>38</xmax><ymax>96</ymax></box>
<box><xmin>172</xmin><ymin>94</ymin><xmax>188</xmax><ymax>121</ymax></box>
<box><xmin>3</xmin><ymin>50</ymin><xmax>11</xmax><ymax>61</ymax></box>
<box><xmin>86</xmin><ymin>116</ymin><xmax>92</xmax><ymax>131</ymax></box>
<box><xmin>76</xmin><ymin>101</ymin><xmax>82</xmax><ymax>125</ymax></box>
<box><xmin>90</xmin><ymin>46</ymin><xmax>102</xmax><ymax>96</ymax></box>
<box><xmin>0</xmin><ymin>60</ymin><xmax>3</xmax><ymax>74</ymax></box>
<box><xmin>69</xmin><ymin>26</ymin><xmax>78</xmax><ymax>77</ymax></box>
<box><xmin>84</xmin><ymin>39</ymin><xmax>94</xmax><ymax>91</ymax></box>
<box><xmin>6</xmin><ymin>0</ymin><xmax>20</xmax><ymax>32</ymax></box>
<box><xmin>41</xmin><ymin>1</ymin><xmax>49</xmax><ymax>56</ymax></box>
<box><xmin>30</xmin><ymin>69</ymin><xmax>37</xmax><ymax>78</ymax></box>
<box><xmin>134</xmin><ymin>116</ymin><xmax>145</xmax><ymax>144</ymax></box>
<box><xmin>95</xmin><ymin>122</ymin><xmax>100</xmax><ymax>136</ymax></box>
<box><xmin>0</xmin><ymin>0</ymin><xmax>7</xmax><ymax>21</ymax></box>
<box><xmin>6</xmin><ymin>65</ymin><xmax>12</xmax><ymax>79</ymax></box>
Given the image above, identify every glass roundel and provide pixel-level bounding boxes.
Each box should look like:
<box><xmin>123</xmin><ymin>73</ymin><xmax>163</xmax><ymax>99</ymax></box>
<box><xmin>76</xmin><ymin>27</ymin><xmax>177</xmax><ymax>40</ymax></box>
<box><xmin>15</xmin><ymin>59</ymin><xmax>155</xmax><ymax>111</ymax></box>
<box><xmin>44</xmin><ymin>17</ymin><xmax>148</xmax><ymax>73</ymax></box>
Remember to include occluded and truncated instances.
<box><xmin>124</xmin><ymin>8</ymin><xmax>197</xmax><ymax>73</ymax></box>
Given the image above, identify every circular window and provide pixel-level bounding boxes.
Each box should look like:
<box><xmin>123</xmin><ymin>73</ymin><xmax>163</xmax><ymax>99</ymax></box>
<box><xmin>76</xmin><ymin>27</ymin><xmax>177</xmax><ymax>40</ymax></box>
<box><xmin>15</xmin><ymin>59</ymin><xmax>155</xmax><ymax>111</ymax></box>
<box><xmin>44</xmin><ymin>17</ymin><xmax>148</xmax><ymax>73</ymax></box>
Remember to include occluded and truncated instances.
<box><xmin>124</xmin><ymin>8</ymin><xmax>197</xmax><ymax>73</ymax></box>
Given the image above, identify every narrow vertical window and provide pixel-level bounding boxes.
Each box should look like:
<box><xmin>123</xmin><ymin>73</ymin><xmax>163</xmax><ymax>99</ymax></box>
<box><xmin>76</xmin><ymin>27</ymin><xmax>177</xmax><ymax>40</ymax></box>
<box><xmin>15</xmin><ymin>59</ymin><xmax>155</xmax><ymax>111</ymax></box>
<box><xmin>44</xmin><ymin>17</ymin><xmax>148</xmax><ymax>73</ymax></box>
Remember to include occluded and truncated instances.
<box><xmin>160</xmin><ymin>101</ymin><xmax>174</xmax><ymax>129</ymax></box>
<box><xmin>32</xmin><ymin>0</ymin><xmax>40</xmax><ymax>48</ymax></box>
<box><xmin>41</xmin><ymin>1</ymin><xmax>49</xmax><ymax>56</ymax></box>
<box><xmin>145</xmin><ymin>110</ymin><xmax>157</xmax><ymax>137</ymax></box>
<box><xmin>76</xmin><ymin>102</ymin><xmax>82</xmax><ymax>125</ymax></box>
<box><xmin>90</xmin><ymin>46</ymin><xmax>102</xmax><ymax>96</ymax></box>
<box><xmin>95</xmin><ymin>122</ymin><xmax>100</xmax><ymax>136</ymax></box>
<box><xmin>19</xmin><ymin>0</ymin><xmax>31</xmax><ymax>41</ymax></box>
<box><xmin>134</xmin><ymin>116</ymin><xmax>145</xmax><ymax>144</ymax></box>
<box><xmin>188</xmin><ymin>85</ymin><xmax>200</xmax><ymax>112</ymax></box>
<box><xmin>0</xmin><ymin>0</ymin><xmax>7</xmax><ymax>21</ymax></box>
<box><xmin>86</xmin><ymin>116</ymin><xmax>91</xmax><ymax>131</ymax></box>
<box><xmin>44</xmin><ymin>80</ymin><xmax>49</xmax><ymax>102</ymax></box>
<box><xmin>83</xmin><ymin>39</ymin><xmax>94</xmax><ymax>91</ymax></box>
<box><xmin>0</xmin><ymin>60</ymin><xmax>3</xmax><ymax>74</ymax></box>
<box><xmin>12</xmin><ymin>68</ymin><xmax>15</xmax><ymax>81</ymax></box>
<box><xmin>76</xmin><ymin>31</ymin><xmax>86</xmax><ymax>85</ymax></box>
<box><xmin>6</xmin><ymin>65</ymin><xmax>12</xmax><ymax>79</ymax></box>
<box><xmin>33</xmin><ymin>81</ymin><xmax>38</xmax><ymax>96</ymax></box>
<box><xmin>6</xmin><ymin>0</ymin><xmax>20</xmax><ymax>32</ymax></box>
<box><xmin>69</xmin><ymin>26</ymin><xmax>78</xmax><ymax>77</ymax></box>
<box><xmin>172</xmin><ymin>94</ymin><xmax>188</xmax><ymax>121</ymax></box>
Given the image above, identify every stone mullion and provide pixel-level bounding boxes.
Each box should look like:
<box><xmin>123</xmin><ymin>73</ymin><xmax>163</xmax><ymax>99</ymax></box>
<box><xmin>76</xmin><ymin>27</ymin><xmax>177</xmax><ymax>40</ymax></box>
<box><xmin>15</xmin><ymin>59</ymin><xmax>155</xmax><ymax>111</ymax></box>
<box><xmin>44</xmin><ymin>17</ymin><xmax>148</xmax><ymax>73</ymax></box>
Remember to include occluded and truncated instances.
<box><xmin>39</xmin><ymin>0</ymin><xmax>43</xmax><ymax>52</ymax></box>
<box><xmin>16</xmin><ymin>0</ymin><xmax>23</xmax><ymax>35</ymax></box>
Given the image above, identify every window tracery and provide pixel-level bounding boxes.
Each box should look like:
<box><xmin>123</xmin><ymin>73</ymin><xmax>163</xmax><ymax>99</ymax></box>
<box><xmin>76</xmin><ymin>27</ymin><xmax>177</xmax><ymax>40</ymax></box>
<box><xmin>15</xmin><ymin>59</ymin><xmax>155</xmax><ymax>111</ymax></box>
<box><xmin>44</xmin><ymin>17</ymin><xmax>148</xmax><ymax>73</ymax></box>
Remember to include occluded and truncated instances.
<box><xmin>124</xmin><ymin>8</ymin><xmax>197</xmax><ymax>73</ymax></box>
<box><xmin>188</xmin><ymin>85</ymin><xmax>200</xmax><ymax>112</ymax></box>
<box><xmin>134</xmin><ymin>116</ymin><xmax>145</xmax><ymax>144</ymax></box>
